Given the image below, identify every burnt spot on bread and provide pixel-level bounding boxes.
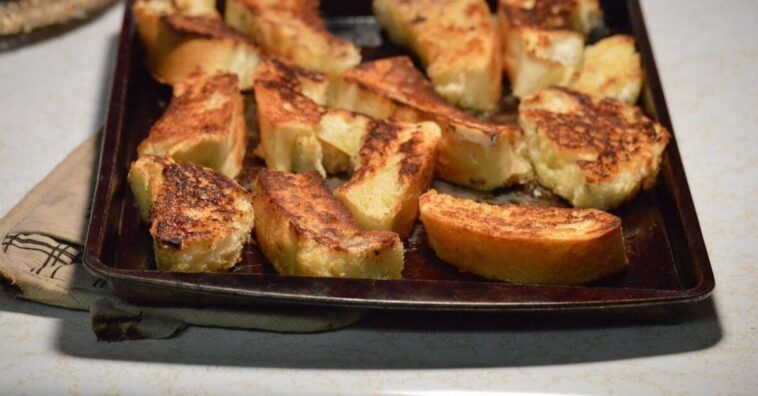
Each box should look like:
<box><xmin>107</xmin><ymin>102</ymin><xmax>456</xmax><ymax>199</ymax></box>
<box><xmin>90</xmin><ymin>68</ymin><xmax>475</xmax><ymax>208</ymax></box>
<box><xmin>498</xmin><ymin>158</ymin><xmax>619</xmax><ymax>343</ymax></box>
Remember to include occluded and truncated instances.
<box><xmin>347</xmin><ymin>121</ymin><xmax>431</xmax><ymax>185</ymax></box>
<box><xmin>150</xmin><ymin>160</ymin><xmax>249</xmax><ymax>250</ymax></box>
<box><xmin>397</xmin><ymin>134</ymin><xmax>424</xmax><ymax>178</ymax></box>
<box><xmin>359</xmin><ymin>120</ymin><xmax>401</xmax><ymax>158</ymax></box>
<box><xmin>265</xmin><ymin>58</ymin><xmax>328</xmax><ymax>87</ymax></box>
<box><xmin>500</xmin><ymin>0</ymin><xmax>578</xmax><ymax>30</ymax></box>
<box><xmin>410</xmin><ymin>15</ymin><xmax>427</xmax><ymax>24</ymax></box>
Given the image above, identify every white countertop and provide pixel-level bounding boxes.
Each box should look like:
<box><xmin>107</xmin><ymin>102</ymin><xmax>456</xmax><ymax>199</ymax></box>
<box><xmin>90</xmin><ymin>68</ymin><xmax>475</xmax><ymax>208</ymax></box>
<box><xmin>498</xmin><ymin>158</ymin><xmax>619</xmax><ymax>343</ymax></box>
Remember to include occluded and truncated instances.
<box><xmin>1</xmin><ymin>1</ymin><xmax>756</xmax><ymax>394</ymax></box>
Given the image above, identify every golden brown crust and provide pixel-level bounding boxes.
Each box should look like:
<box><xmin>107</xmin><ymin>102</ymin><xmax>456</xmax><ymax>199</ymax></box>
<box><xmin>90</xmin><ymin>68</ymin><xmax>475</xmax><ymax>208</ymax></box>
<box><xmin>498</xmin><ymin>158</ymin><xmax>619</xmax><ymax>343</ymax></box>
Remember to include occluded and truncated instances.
<box><xmin>341</xmin><ymin>57</ymin><xmax>500</xmax><ymax>138</ymax></box>
<box><xmin>372</xmin><ymin>0</ymin><xmax>502</xmax><ymax>110</ymax></box>
<box><xmin>255</xmin><ymin>170</ymin><xmax>399</xmax><ymax>250</ymax></box>
<box><xmin>353</xmin><ymin>120</ymin><xmax>399</xmax><ymax>171</ymax></box>
<box><xmin>498</xmin><ymin>0</ymin><xmax>601</xmax><ymax>34</ymax></box>
<box><xmin>226</xmin><ymin>0</ymin><xmax>360</xmax><ymax>75</ymax></box>
<box><xmin>522</xmin><ymin>88</ymin><xmax>670</xmax><ymax>184</ymax></box>
<box><xmin>379</xmin><ymin>0</ymin><xmax>497</xmax><ymax>63</ymax></box>
<box><xmin>254</xmin><ymin>59</ymin><xmax>326</xmax><ymax>126</ymax></box>
<box><xmin>139</xmin><ymin>73</ymin><xmax>238</xmax><ymax>148</ymax></box>
<box><xmin>334</xmin><ymin>120</ymin><xmax>440</xmax><ymax>238</ymax></box>
<box><xmin>351</xmin><ymin>121</ymin><xmax>430</xmax><ymax>183</ymax></box>
<box><xmin>256</xmin><ymin>57</ymin><xmax>329</xmax><ymax>86</ymax></box>
<box><xmin>241</xmin><ymin>0</ymin><xmax>334</xmax><ymax>41</ymax></box>
<box><xmin>136</xmin><ymin>72</ymin><xmax>247</xmax><ymax>178</ymax></box>
<box><xmin>148</xmin><ymin>158</ymin><xmax>251</xmax><ymax>249</ymax></box>
<box><xmin>569</xmin><ymin>34</ymin><xmax>642</xmax><ymax>104</ymax></box>
<box><xmin>419</xmin><ymin>190</ymin><xmax>628</xmax><ymax>285</ymax></box>
<box><xmin>497</xmin><ymin>0</ymin><xmax>601</xmax><ymax>98</ymax></box>
<box><xmin>420</xmin><ymin>190</ymin><xmax>619</xmax><ymax>240</ymax></box>
<box><xmin>334</xmin><ymin>56</ymin><xmax>533</xmax><ymax>190</ymax></box>
<box><xmin>342</xmin><ymin>57</ymin><xmax>447</xmax><ymax>115</ymax></box>
<box><xmin>133</xmin><ymin>0</ymin><xmax>262</xmax><ymax>89</ymax></box>
<box><xmin>253</xmin><ymin>58</ymin><xmax>335</xmax><ymax>174</ymax></box>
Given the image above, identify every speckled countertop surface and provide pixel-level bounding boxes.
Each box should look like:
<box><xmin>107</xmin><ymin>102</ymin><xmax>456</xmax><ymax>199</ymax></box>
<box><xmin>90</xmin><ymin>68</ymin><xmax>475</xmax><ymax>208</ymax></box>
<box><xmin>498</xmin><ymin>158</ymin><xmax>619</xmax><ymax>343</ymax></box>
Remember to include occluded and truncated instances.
<box><xmin>0</xmin><ymin>1</ymin><xmax>756</xmax><ymax>394</ymax></box>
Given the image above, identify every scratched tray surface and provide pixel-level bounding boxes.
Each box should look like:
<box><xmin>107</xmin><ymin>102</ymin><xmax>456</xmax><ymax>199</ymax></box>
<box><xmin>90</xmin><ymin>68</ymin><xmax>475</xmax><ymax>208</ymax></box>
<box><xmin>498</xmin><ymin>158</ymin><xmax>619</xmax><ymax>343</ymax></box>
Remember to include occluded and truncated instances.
<box><xmin>83</xmin><ymin>0</ymin><xmax>714</xmax><ymax>310</ymax></box>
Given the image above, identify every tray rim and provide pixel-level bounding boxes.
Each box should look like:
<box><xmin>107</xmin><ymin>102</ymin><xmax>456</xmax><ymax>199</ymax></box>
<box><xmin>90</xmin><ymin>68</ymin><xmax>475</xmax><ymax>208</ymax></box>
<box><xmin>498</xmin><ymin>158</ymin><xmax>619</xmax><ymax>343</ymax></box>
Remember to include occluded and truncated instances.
<box><xmin>82</xmin><ymin>0</ymin><xmax>715</xmax><ymax>312</ymax></box>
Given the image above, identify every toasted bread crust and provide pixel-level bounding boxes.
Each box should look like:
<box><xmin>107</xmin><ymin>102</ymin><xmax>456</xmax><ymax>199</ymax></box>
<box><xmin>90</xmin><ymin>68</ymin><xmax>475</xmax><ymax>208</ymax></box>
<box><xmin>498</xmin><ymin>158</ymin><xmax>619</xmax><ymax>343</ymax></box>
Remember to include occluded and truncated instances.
<box><xmin>254</xmin><ymin>170</ymin><xmax>404</xmax><ymax>279</ymax></box>
<box><xmin>497</xmin><ymin>0</ymin><xmax>600</xmax><ymax>97</ymax></box>
<box><xmin>522</xmin><ymin>88</ymin><xmax>668</xmax><ymax>183</ymax></box>
<box><xmin>570</xmin><ymin>34</ymin><xmax>643</xmax><ymax>104</ymax></box>
<box><xmin>151</xmin><ymin>159</ymin><xmax>250</xmax><ymax>249</ymax></box>
<box><xmin>520</xmin><ymin>87</ymin><xmax>670</xmax><ymax>209</ymax></box>
<box><xmin>341</xmin><ymin>57</ymin><xmax>497</xmax><ymax>133</ymax></box>
<box><xmin>335</xmin><ymin>120</ymin><xmax>440</xmax><ymax>237</ymax></box>
<box><xmin>419</xmin><ymin>190</ymin><xmax>628</xmax><ymax>285</ymax></box>
<box><xmin>421</xmin><ymin>190</ymin><xmax>619</xmax><ymax>239</ymax></box>
<box><xmin>141</xmin><ymin>74</ymin><xmax>238</xmax><ymax>142</ymax></box>
<box><xmin>498</xmin><ymin>0</ymin><xmax>601</xmax><ymax>33</ymax></box>
<box><xmin>256</xmin><ymin>171</ymin><xmax>398</xmax><ymax>250</ymax></box>
<box><xmin>137</xmin><ymin>73</ymin><xmax>248</xmax><ymax>178</ymax></box>
<box><xmin>255</xmin><ymin>61</ymin><xmax>326</xmax><ymax>127</ymax></box>
<box><xmin>225</xmin><ymin>0</ymin><xmax>360</xmax><ymax>75</ymax></box>
<box><xmin>133</xmin><ymin>0</ymin><xmax>261</xmax><ymax>89</ymax></box>
<box><xmin>254</xmin><ymin>59</ymin><xmax>333</xmax><ymax>174</ymax></box>
<box><xmin>164</xmin><ymin>14</ymin><xmax>253</xmax><ymax>43</ymax></box>
<box><xmin>128</xmin><ymin>156</ymin><xmax>255</xmax><ymax>272</ymax></box>
<box><xmin>372</xmin><ymin>0</ymin><xmax>502</xmax><ymax>110</ymax></box>
<box><xmin>333</xmin><ymin>57</ymin><xmax>532</xmax><ymax>190</ymax></box>
<box><xmin>499</xmin><ymin>0</ymin><xmax>577</xmax><ymax>30</ymax></box>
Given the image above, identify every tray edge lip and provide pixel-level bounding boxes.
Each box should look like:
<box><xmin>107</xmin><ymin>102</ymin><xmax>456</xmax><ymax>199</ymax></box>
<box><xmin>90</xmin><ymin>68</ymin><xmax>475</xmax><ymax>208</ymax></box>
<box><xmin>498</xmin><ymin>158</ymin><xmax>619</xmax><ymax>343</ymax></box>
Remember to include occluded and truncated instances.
<box><xmin>626</xmin><ymin>0</ymin><xmax>716</xmax><ymax>296</ymax></box>
<box><xmin>83</xmin><ymin>252</ymin><xmax>715</xmax><ymax>311</ymax></box>
<box><xmin>82</xmin><ymin>0</ymin><xmax>133</xmax><ymax>281</ymax></box>
<box><xmin>81</xmin><ymin>0</ymin><xmax>716</xmax><ymax>312</ymax></box>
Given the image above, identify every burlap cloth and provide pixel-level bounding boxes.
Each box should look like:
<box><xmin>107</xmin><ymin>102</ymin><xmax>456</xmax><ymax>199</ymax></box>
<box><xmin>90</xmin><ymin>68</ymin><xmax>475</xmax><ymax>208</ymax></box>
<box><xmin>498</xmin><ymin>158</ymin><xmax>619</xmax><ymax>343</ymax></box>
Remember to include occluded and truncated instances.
<box><xmin>0</xmin><ymin>134</ymin><xmax>368</xmax><ymax>341</ymax></box>
<box><xmin>0</xmin><ymin>0</ymin><xmax>116</xmax><ymax>35</ymax></box>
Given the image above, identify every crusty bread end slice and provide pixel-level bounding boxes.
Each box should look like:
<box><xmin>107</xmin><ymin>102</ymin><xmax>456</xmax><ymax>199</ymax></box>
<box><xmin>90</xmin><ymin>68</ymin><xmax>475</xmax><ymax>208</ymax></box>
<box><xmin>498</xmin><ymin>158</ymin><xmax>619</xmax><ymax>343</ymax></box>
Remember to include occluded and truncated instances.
<box><xmin>419</xmin><ymin>190</ymin><xmax>627</xmax><ymax>285</ymax></box>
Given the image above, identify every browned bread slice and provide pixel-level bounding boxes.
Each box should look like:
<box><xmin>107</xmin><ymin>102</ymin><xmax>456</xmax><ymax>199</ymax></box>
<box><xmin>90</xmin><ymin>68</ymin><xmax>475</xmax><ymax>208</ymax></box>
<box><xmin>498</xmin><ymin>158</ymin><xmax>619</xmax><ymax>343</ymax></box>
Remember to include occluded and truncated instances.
<box><xmin>133</xmin><ymin>0</ymin><xmax>261</xmax><ymax>89</ymax></box>
<box><xmin>330</xmin><ymin>56</ymin><xmax>532</xmax><ymax>190</ymax></box>
<box><xmin>334</xmin><ymin>121</ymin><xmax>440</xmax><ymax>238</ymax></box>
<box><xmin>570</xmin><ymin>35</ymin><xmax>643</xmax><ymax>105</ymax></box>
<box><xmin>225</xmin><ymin>0</ymin><xmax>360</xmax><ymax>76</ymax></box>
<box><xmin>497</xmin><ymin>0</ymin><xmax>602</xmax><ymax>98</ymax></box>
<box><xmin>254</xmin><ymin>59</ymin><xmax>331</xmax><ymax>175</ymax></box>
<box><xmin>128</xmin><ymin>156</ymin><xmax>255</xmax><ymax>272</ymax></box>
<box><xmin>137</xmin><ymin>72</ymin><xmax>247</xmax><ymax>178</ymax></box>
<box><xmin>519</xmin><ymin>87</ymin><xmax>670</xmax><ymax>209</ymax></box>
<box><xmin>255</xmin><ymin>59</ymin><xmax>440</xmax><ymax>236</ymax></box>
<box><xmin>372</xmin><ymin>0</ymin><xmax>502</xmax><ymax>111</ymax></box>
<box><xmin>254</xmin><ymin>170</ymin><xmax>404</xmax><ymax>279</ymax></box>
<box><xmin>419</xmin><ymin>190</ymin><xmax>627</xmax><ymax>285</ymax></box>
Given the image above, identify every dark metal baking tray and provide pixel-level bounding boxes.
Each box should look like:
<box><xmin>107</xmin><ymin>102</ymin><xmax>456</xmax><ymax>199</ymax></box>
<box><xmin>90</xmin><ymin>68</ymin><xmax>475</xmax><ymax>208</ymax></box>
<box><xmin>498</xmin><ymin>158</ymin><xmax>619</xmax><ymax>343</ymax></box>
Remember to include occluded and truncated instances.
<box><xmin>83</xmin><ymin>0</ymin><xmax>715</xmax><ymax>311</ymax></box>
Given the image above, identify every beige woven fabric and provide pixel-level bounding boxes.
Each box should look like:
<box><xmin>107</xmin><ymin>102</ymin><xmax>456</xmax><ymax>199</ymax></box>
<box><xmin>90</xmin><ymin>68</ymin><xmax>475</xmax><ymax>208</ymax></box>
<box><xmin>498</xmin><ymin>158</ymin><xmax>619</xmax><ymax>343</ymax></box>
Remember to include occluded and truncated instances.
<box><xmin>0</xmin><ymin>0</ymin><xmax>117</xmax><ymax>35</ymax></box>
<box><xmin>0</xmin><ymin>135</ymin><xmax>367</xmax><ymax>341</ymax></box>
